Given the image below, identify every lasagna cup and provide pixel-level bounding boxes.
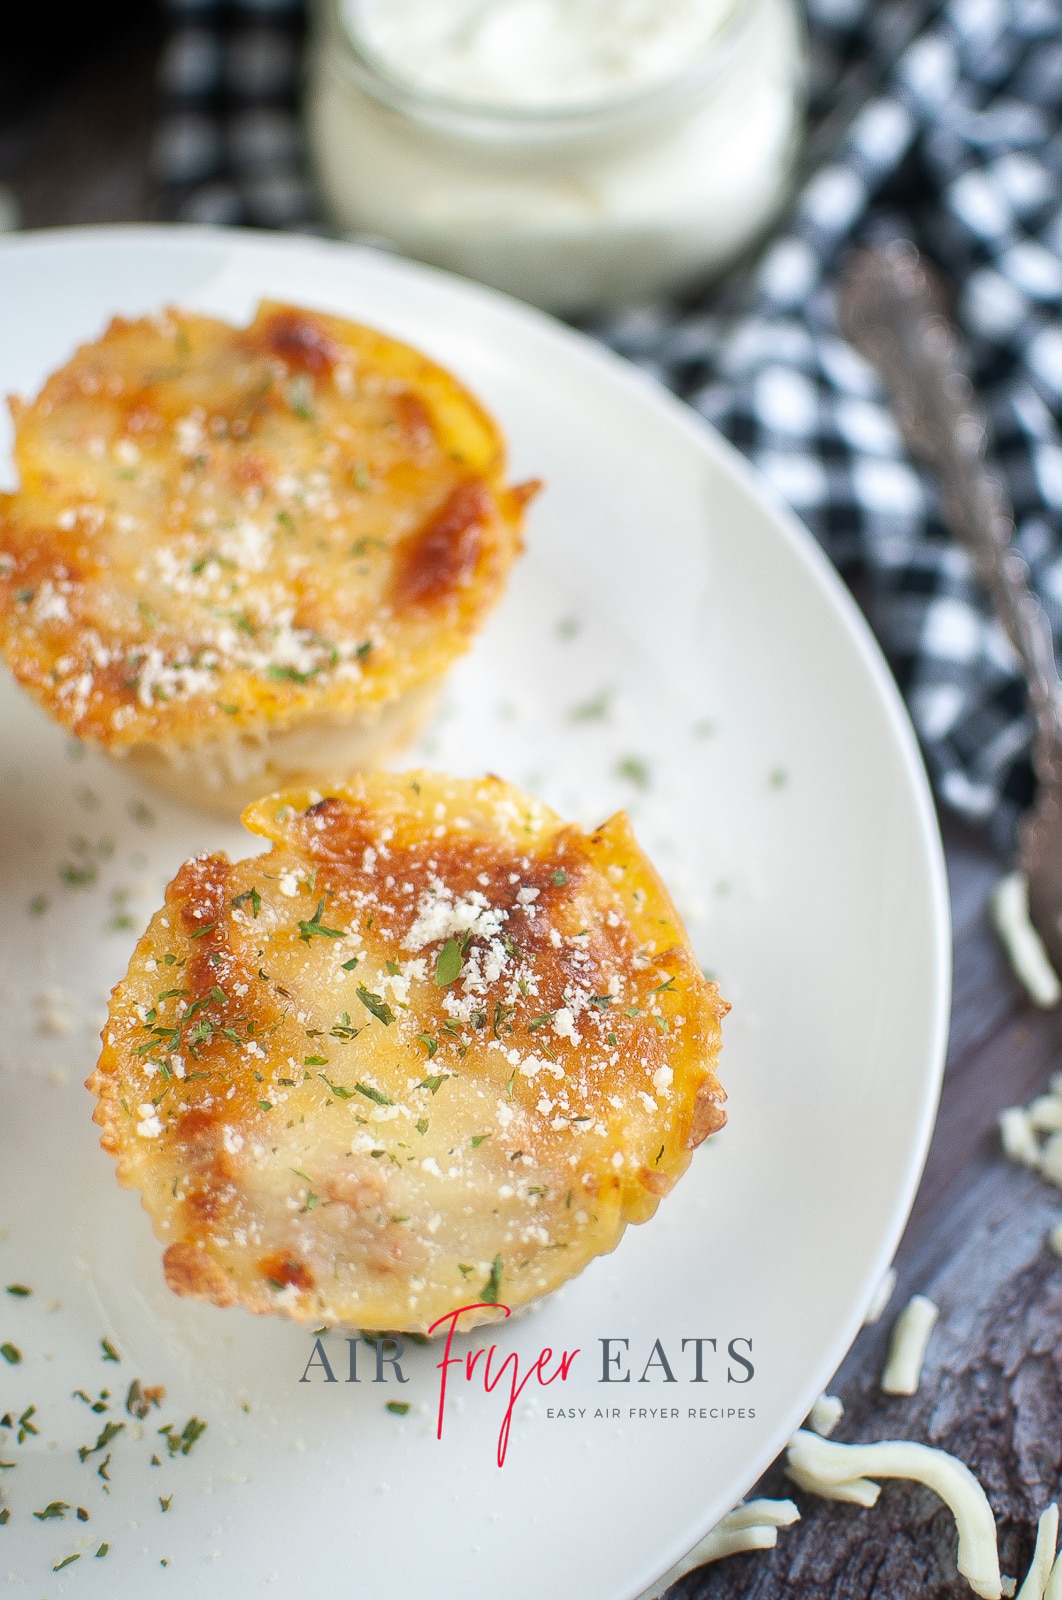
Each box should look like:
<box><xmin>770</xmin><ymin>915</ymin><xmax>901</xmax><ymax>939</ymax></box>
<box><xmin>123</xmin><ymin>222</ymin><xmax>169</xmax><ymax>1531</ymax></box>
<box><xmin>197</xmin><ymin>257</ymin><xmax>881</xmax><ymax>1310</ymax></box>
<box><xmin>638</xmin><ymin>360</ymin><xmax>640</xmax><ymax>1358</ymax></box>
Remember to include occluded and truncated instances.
<box><xmin>0</xmin><ymin>303</ymin><xmax>531</xmax><ymax>813</ymax></box>
<box><xmin>90</xmin><ymin>771</ymin><xmax>728</xmax><ymax>1334</ymax></box>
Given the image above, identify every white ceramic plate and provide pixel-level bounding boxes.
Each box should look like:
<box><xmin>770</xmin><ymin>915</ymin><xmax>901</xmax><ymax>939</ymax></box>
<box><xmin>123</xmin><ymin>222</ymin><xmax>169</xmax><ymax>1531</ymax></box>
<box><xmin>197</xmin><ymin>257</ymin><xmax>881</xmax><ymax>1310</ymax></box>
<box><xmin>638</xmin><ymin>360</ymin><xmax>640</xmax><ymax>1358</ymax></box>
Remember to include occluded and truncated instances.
<box><xmin>0</xmin><ymin>227</ymin><xmax>949</xmax><ymax>1600</ymax></box>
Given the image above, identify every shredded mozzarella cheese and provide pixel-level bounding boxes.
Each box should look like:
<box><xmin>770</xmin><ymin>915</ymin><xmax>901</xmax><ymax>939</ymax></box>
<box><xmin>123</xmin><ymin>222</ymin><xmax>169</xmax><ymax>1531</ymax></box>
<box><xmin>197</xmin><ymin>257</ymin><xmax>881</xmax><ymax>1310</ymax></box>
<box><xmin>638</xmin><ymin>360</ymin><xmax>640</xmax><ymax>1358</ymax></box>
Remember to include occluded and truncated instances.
<box><xmin>1000</xmin><ymin>1106</ymin><xmax>1042</xmax><ymax>1169</ymax></box>
<box><xmin>1046</xmin><ymin>1548</ymin><xmax>1062</xmax><ymax>1600</ymax></box>
<box><xmin>881</xmin><ymin>1293</ymin><xmax>939</xmax><ymax>1396</ymax></box>
<box><xmin>786</xmin><ymin>1456</ymin><xmax>881</xmax><ymax>1506</ymax></box>
<box><xmin>635</xmin><ymin>1499</ymin><xmax>799</xmax><ymax>1600</ymax></box>
<box><xmin>786</xmin><ymin>1431</ymin><xmax>1001</xmax><ymax>1599</ymax></box>
<box><xmin>995</xmin><ymin>1080</ymin><xmax>1062</xmax><ymax>1186</ymax></box>
<box><xmin>1029</xmin><ymin>1097</ymin><xmax>1062</xmax><ymax>1133</ymax></box>
<box><xmin>1017</xmin><ymin>1504</ymin><xmax>1059</xmax><ymax>1600</ymax></box>
<box><xmin>991</xmin><ymin>872</ymin><xmax>1062</xmax><ymax>1009</ymax></box>
<box><xmin>720</xmin><ymin>1499</ymin><xmax>801</xmax><ymax>1532</ymax></box>
<box><xmin>807</xmin><ymin>1392</ymin><xmax>845</xmax><ymax>1436</ymax></box>
<box><xmin>1042</xmin><ymin>1133</ymin><xmax>1062</xmax><ymax>1188</ymax></box>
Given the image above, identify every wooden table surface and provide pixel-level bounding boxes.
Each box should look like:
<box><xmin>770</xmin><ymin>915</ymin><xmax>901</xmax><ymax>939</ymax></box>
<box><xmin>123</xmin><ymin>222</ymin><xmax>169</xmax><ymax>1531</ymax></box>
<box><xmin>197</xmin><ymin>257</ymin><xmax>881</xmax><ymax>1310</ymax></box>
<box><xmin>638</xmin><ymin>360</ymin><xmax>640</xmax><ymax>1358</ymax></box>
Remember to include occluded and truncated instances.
<box><xmin>4</xmin><ymin>31</ymin><xmax>1059</xmax><ymax>1600</ymax></box>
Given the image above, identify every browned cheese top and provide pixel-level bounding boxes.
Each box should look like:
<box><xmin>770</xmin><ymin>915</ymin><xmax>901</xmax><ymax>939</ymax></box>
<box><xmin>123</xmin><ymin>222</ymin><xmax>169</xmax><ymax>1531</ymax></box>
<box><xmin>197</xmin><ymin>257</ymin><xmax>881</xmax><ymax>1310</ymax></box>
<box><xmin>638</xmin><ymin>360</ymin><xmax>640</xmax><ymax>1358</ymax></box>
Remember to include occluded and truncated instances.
<box><xmin>91</xmin><ymin>771</ymin><xmax>728</xmax><ymax>1332</ymax></box>
<box><xmin>0</xmin><ymin>303</ymin><xmax>531</xmax><ymax>751</ymax></box>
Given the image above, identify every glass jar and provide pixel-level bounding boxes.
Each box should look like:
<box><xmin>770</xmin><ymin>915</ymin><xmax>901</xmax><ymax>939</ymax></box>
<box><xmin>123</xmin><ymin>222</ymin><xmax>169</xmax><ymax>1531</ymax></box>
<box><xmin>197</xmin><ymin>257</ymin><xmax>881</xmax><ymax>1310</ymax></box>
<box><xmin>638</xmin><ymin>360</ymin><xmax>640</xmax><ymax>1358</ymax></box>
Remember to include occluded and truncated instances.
<box><xmin>306</xmin><ymin>0</ymin><xmax>804</xmax><ymax>315</ymax></box>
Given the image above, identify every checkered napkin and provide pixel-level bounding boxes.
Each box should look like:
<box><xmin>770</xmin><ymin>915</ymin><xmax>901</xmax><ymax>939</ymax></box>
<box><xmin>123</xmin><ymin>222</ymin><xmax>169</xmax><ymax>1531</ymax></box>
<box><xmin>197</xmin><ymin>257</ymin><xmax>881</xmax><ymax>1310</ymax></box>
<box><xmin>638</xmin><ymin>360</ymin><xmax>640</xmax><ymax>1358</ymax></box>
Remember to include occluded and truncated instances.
<box><xmin>154</xmin><ymin>0</ymin><xmax>314</xmax><ymax>229</ymax></box>
<box><xmin>153</xmin><ymin>0</ymin><xmax>1062</xmax><ymax>854</ymax></box>
<box><xmin>599</xmin><ymin>0</ymin><xmax>1062</xmax><ymax>856</ymax></box>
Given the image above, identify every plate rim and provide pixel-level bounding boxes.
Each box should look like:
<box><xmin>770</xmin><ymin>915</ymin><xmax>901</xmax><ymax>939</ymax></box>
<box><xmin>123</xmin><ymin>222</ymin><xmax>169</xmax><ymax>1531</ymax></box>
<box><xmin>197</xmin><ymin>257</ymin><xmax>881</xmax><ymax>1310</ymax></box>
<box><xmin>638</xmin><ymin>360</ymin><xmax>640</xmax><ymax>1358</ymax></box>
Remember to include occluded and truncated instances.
<box><xmin>0</xmin><ymin>221</ymin><xmax>952</xmax><ymax>1597</ymax></box>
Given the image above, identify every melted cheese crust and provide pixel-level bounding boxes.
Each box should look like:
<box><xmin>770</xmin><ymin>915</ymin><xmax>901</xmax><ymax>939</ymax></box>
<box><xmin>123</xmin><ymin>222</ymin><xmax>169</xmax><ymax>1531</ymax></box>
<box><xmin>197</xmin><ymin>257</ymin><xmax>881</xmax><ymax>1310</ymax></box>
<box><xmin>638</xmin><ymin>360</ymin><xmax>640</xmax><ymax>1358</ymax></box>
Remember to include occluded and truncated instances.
<box><xmin>90</xmin><ymin>772</ymin><xmax>728</xmax><ymax>1332</ymax></box>
<box><xmin>0</xmin><ymin>303</ymin><xmax>529</xmax><ymax>797</ymax></box>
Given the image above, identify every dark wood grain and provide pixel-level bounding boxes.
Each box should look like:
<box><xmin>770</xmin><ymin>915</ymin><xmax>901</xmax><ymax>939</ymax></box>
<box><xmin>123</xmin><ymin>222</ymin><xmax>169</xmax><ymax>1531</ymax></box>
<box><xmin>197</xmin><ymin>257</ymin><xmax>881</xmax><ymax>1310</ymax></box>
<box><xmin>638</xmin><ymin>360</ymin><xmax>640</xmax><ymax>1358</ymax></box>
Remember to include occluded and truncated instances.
<box><xmin>682</xmin><ymin>813</ymin><xmax>1062</xmax><ymax>1599</ymax></box>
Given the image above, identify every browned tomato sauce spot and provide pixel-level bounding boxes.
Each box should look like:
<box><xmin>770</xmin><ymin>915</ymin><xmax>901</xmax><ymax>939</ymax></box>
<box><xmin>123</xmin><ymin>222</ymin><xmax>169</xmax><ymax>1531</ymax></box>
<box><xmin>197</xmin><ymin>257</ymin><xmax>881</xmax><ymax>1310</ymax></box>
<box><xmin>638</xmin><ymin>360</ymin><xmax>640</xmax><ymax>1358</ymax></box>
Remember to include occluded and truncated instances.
<box><xmin>257</xmin><ymin>311</ymin><xmax>341</xmax><ymax>375</ymax></box>
<box><xmin>259</xmin><ymin>1251</ymin><xmax>315</xmax><ymax>1291</ymax></box>
<box><xmin>511</xmin><ymin>477</ymin><xmax>543</xmax><ymax>509</ymax></box>
<box><xmin>163</xmin><ymin>1242</ymin><xmax>236</xmax><ymax>1306</ymax></box>
<box><xmin>125</xmin><ymin>402</ymin><xmax>163</xmax><ymax>437</ymax></box>
<box><xmin>233</xmin><ymin>451</ymin><xmax>272</xmax><ymax>489</ymax></box>
<box><xmin>687</xmin><ymin>1084</ymin><xmax>728</xmax><ymax>1148</ymax></box>
<box><xmin>171</xmin><ymin>855</ymin><xmax>231</xmax><ymax>935</ymax></box>
<box><xmin>277</xmin><ymin>803</ymin><xmax>635</xmax><ymax>1027</ymax></box>
<box><xmin>394</xmin><ymin>391</ymin><xmax>437</xmax><ymax>452</ymax></box>
<box><xmin>391</xmin><ymin>481</ymin><xmax>490</xmax><ymax>610</ymax></box>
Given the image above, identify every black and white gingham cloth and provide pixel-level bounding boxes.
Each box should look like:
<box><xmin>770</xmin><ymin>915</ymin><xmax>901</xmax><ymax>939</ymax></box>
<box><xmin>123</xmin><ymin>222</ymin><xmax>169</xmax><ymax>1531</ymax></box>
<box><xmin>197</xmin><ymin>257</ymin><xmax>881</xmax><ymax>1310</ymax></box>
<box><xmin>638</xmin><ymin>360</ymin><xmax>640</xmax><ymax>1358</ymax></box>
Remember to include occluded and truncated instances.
<box><xmin>601</xmin><ymin>0</ymin><xmax>1062</xmax><ymax>855</ymax></box>
<box><xmin>153</xmin><ymin>0</ymin><xmax>1062</xmax><ymax>854</ymax></box>
<box><xmin>154</xmin><ymin>0</ymin><xmax>313</xmax><ymax>229</ymax></box>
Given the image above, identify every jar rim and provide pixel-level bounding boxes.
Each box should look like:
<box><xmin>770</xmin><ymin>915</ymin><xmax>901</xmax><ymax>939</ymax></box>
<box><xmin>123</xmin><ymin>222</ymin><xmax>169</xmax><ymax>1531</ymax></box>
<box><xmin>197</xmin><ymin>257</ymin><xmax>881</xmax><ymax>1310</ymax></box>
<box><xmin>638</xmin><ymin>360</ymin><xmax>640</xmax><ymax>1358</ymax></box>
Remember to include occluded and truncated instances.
<box><xmin>326</xmin><ymin>0</ymin><xmax>757</xmax><ymax>142</ymax></box>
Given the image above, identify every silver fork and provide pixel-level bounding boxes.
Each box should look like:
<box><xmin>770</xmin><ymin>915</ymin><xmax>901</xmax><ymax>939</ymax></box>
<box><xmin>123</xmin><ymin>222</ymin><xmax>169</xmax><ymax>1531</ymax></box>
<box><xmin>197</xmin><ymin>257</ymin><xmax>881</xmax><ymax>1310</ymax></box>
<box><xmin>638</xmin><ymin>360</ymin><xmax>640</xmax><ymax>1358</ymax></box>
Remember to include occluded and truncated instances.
<box><xmin>836</xmin><ymin>238</ymin><xmax>1062</xmax><ymax>981</ymax></box>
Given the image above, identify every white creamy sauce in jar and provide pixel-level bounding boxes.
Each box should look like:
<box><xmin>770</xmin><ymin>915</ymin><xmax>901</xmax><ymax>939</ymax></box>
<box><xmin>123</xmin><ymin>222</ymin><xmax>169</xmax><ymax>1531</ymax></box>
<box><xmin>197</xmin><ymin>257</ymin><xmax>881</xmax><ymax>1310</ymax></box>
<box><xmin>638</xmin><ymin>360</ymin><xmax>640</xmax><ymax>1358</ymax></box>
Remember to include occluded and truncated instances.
<box><xmin>308</xmin><ymin>0</ymin><xmax>804</xmax><ymax>313</ymax></box>
<box><xmin>346</xmin><ymin>0</ymin><xmax>735</xmax><ymax>110</ymax></box>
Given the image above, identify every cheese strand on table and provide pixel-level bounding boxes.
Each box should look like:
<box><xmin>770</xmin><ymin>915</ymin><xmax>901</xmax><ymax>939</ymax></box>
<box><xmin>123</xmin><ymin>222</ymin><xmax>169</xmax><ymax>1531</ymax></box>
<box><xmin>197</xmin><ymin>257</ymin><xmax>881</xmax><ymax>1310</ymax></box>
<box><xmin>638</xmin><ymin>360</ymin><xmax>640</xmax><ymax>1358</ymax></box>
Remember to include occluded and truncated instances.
<box><xmin>991</xmin><ymin>872</ymin><xmax>1061</xmax><ymax>1009</ymax></box>
<box><xmin>1017</xmin><ymin>1504</ymin><xmax>1059</xmax><ymax>1600</ymax></box>
<box><xmin>635</xmin><ymin>1499</ymin><xmax>799</xmax><ymax>1600</ymax></box>
<box><xmin>807</xmin><ymin>1392</ymin><xmax>845</xmax><ymax>1436</ymax></box>
<box><xmin>881</xmin><ymin>1294</ymin><xmax>939</xmax><ymax>1395</ymax></box>
<box><xmin>785</xmin><ymin>1431</ymin><xmax>1001</xmax><ymax>1599</ymax></box>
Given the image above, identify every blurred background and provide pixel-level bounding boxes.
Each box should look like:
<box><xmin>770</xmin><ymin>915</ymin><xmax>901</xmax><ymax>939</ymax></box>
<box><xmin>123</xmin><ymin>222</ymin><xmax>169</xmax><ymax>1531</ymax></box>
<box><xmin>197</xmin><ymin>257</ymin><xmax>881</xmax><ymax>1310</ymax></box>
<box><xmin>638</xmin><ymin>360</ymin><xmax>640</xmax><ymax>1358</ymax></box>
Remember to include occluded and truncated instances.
<box><xmin>0</xmin><ymin>0</ymin><xmax>158</xmax><ymax>231</ymax></box>
<box><xmin>0</xmin><ymin>0</ymin><xmax>879</xmax><ymax>270</ymax></box>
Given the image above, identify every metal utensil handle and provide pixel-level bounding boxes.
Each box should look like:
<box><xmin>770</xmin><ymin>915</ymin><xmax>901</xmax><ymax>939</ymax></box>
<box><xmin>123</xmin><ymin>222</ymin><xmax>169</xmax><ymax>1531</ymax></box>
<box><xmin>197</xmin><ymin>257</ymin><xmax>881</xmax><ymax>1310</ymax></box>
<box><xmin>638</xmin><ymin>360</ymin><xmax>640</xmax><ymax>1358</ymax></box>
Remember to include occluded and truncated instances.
<box><xmin>837</xmin><ymin>241</ymin><xmax>1062</xmax><ymax>781</ymax></box>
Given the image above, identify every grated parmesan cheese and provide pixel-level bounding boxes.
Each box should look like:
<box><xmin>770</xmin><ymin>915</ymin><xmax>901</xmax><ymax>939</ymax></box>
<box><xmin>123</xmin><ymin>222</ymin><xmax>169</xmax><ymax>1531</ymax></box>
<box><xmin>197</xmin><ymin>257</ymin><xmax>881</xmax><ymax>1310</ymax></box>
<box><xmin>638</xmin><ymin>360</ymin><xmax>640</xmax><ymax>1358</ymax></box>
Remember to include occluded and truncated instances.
<box><xmin>786</xmin><ymin>1430</ymin><xmax>1001</xmax><ymax>1598</ymax></box>
<box><xmin>403</xmin><ymin>886</ymin><xmax>507</xmax><ymax>951</ymax></box>
<box><xmin>881</xmin><ymin>1293</ymin><xmax>939</xmax><ymax>1396</ymax></box>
